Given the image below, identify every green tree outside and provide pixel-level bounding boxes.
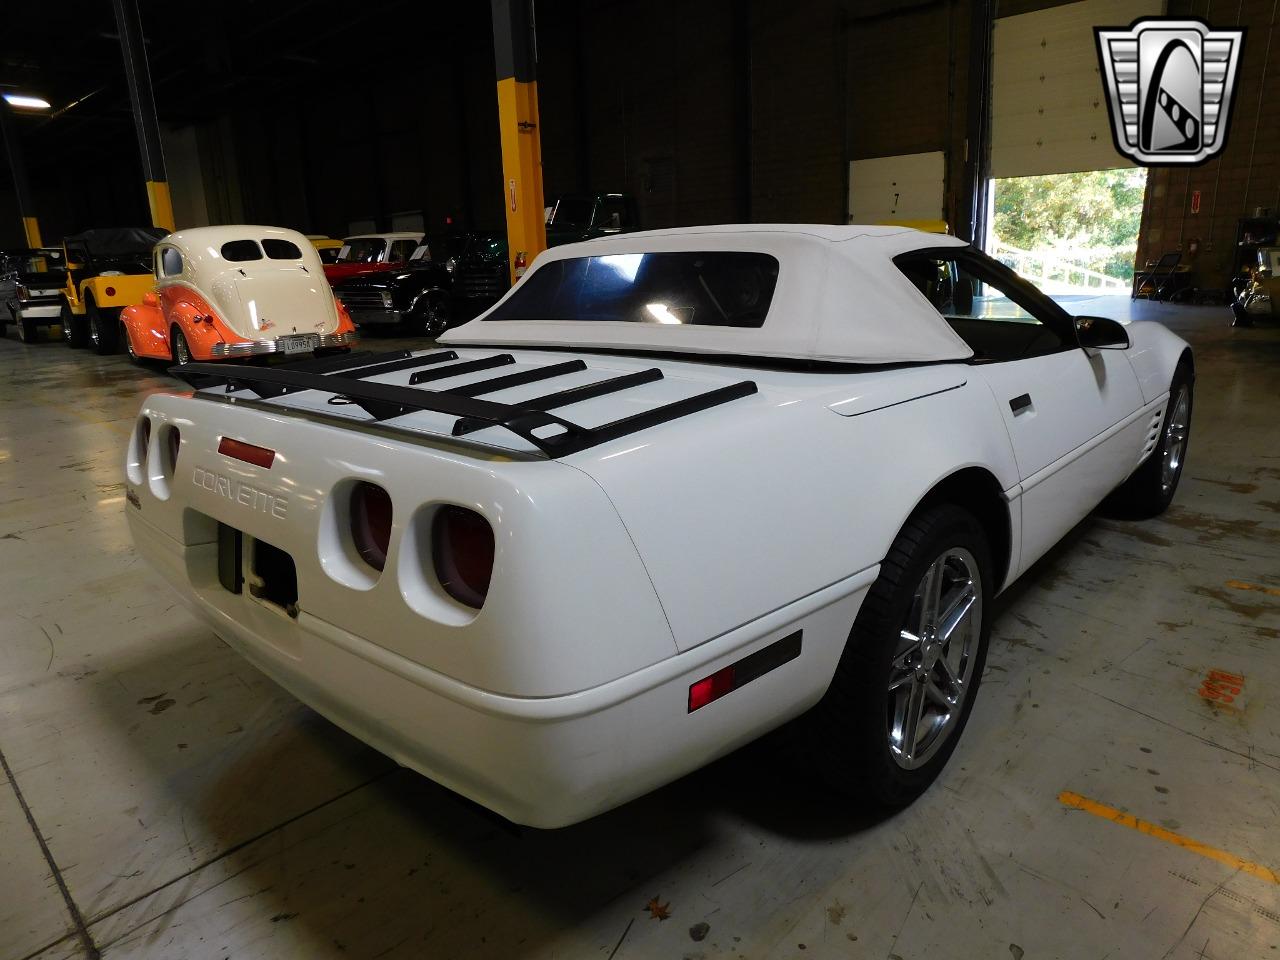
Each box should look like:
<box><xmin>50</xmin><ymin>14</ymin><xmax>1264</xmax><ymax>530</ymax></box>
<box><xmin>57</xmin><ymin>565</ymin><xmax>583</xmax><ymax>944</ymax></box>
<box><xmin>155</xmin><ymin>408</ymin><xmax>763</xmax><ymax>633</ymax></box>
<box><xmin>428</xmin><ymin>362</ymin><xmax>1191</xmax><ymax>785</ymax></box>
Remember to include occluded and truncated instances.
<box><xmin>992</xmin><ymin>168</ymin><xmax>1148</xmax><ymax>282</ymax></box>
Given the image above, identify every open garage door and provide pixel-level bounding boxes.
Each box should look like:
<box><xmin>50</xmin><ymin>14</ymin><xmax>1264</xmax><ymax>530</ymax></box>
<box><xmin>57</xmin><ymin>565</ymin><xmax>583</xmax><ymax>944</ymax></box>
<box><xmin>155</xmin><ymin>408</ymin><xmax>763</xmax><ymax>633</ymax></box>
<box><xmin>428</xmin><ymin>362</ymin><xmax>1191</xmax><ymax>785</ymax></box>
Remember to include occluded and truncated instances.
<box><xmin>991</xmin><ymin>0</ymin><xmax>1160</xmax><ymax>179</ymax></box>
<box><xmin>989</xmin><ymin>0</ymin><xmax>1159</xmax><ymax>296</ymax></box>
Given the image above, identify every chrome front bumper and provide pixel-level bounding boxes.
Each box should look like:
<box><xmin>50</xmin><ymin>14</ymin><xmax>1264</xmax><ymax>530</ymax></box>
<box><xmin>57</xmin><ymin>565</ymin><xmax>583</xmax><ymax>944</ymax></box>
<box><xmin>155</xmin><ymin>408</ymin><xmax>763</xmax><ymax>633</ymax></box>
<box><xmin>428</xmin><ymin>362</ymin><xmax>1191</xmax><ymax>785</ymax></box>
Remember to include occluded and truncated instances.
<box><xmin>209</xmin><ymin>331</ymin><xmax>358</xmax><ymax>358</ymax></box>
<box><xmin>348</xmin><ymin>308</ymin><xmax>404</xmax><ymax>326</ymax></box>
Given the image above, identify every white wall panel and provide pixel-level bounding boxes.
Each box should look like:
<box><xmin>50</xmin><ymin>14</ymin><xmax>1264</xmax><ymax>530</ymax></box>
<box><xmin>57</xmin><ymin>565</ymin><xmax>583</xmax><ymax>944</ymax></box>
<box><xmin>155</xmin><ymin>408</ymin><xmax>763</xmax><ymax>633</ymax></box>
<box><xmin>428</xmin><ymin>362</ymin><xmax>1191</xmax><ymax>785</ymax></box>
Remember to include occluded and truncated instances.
<box><xmin>847</xmin><ymin>151</ymin><xmax>946</xmax><ymax>224</ymax></box>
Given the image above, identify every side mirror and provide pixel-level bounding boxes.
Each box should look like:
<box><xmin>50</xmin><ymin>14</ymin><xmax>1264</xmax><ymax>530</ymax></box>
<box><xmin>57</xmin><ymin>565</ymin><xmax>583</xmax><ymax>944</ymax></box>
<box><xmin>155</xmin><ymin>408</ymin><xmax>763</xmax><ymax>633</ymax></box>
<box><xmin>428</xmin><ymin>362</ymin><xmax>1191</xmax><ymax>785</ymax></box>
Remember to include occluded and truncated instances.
<box><xmin>1075</xmin><ymin>315</ymin><xmax>1129</xmax><ymax>350</ymax></box>
<box><xmin>143</xmin><ymin>291</ymin><xmax>159</xmax><ymax>308</ymax></box>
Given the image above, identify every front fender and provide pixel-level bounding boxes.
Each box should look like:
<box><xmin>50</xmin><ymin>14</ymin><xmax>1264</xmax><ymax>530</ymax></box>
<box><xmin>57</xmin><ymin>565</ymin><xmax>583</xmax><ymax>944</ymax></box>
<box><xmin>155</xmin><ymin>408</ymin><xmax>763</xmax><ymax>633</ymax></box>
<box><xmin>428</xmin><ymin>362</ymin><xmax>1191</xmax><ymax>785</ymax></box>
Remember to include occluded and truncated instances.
<box><xmin>1123</xmin><ymin>321</ymin><xmax>1192</xmax><ymax>404</ymax></box>
<box><xmin>120</xmin><ymin>302</ymin><xmax>169</xmax><ymax>359</ymax></box>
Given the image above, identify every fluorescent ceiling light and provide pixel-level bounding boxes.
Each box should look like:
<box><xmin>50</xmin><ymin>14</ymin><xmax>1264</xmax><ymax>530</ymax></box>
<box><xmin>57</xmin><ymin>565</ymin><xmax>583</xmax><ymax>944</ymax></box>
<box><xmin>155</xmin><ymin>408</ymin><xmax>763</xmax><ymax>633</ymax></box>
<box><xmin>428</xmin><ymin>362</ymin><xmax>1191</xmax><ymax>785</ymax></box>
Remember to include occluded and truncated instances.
<box><xmin>3</xmin><ymin>94</ymin><xmax>51</xmax><ymax>110</ymax></box>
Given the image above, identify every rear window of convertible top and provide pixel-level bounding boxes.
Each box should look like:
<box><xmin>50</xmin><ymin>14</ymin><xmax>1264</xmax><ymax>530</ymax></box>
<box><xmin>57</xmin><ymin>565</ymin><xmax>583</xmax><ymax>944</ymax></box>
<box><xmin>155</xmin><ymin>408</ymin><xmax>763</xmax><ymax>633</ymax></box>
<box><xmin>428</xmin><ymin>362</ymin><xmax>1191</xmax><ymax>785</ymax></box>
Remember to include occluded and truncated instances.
<box><xmin>221</xmin><ymin>240</ymin><xmax>262</xmax><ymax>262</ymax></box>
<box><xmin>485</xmin><ymin>251</ymin><xmax>780</xmax><ymax>327</ymax></box>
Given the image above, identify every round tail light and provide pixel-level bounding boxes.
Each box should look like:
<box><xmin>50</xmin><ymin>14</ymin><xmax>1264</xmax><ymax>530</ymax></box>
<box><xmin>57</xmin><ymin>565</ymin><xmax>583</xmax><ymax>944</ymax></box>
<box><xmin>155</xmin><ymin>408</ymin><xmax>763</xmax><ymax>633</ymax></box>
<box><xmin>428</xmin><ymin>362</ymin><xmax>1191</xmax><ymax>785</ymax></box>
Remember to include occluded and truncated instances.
<box><xmin>432</xmin><ymin>506</ymin><xmax>494</xmax><ymax>609</ymax></box>
<box><xmin>350</xmin><ymin>482</ymin><xmax>392</xmax><ymax>571</ymax></box>
<box><xmin>104</xmin><ymin>285</ymin><xmax>116</xmax><ymax>297</ymax></box>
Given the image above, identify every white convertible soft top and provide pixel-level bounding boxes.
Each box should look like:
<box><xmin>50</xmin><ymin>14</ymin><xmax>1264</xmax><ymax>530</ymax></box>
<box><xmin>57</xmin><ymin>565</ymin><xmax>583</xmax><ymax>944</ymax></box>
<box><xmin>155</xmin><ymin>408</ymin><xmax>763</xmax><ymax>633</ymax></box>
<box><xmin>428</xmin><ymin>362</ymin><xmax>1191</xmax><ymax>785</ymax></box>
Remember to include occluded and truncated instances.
<box><xmin>441</xmin><ymin>225</ymin><xmax>975</xmax><ymax>364</ymax></box>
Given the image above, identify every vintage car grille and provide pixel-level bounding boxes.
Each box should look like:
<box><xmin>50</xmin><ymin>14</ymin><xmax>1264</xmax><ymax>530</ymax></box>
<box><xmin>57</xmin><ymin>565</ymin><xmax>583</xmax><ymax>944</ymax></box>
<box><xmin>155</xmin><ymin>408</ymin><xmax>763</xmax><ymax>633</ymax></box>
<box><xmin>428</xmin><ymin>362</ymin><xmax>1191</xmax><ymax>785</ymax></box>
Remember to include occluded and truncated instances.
<box><xmin>338</xmin><ymin>290</ymin><xmax>392</xmax><ymax>311</ymax></box>
<box><xmin>457</xmin><ymin>263</ymin><xmax>509</xmax><ymax>301</ymax></box>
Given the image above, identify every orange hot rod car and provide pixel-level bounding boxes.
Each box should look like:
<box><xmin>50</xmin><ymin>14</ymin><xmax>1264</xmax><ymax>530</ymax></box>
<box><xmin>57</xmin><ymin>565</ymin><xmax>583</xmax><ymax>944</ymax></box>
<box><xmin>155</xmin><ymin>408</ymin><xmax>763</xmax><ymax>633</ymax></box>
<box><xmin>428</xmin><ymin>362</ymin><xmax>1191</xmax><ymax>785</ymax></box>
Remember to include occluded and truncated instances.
<box><xmin>120</xmin><ymin>225</ymin><xmax>357</xmax><ymax>365</ymax></box>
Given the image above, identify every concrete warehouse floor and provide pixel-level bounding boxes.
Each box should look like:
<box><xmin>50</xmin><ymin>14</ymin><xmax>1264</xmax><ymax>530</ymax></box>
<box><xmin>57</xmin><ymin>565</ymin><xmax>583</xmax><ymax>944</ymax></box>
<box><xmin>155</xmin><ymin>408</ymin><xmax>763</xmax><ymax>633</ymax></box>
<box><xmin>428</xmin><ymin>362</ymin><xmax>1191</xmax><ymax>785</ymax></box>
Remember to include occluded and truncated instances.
<box><xmin>0</xmin><ymin>301</ymin><xmax>1277</xmax><ymax>960</ymax></box>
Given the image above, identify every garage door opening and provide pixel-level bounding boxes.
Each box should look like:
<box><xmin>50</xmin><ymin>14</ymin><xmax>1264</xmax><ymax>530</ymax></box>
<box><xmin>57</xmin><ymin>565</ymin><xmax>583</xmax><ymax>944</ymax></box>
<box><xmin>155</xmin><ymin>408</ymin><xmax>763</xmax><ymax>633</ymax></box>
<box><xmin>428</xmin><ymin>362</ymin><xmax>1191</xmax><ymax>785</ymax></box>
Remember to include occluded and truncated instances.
<box><xmin>986</xmin><ymin>168</ymin><xmax>1147</xmax><ymax>296</ymax></box>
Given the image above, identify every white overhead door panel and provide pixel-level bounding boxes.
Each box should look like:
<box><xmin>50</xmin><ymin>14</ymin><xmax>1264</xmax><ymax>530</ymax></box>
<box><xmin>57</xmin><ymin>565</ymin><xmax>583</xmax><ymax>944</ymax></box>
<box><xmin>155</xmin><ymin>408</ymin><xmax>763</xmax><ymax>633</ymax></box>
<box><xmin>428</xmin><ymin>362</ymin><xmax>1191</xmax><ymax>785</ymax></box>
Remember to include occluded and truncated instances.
<box><xmin>992</xmin><ymin>0</ymin><xmax>1162</xmax><ymax>178</ymax></box>
<box><xmin>847</xmin><ymin>151</ymin><xmax>946</xmax><ymax>224</ymax></box>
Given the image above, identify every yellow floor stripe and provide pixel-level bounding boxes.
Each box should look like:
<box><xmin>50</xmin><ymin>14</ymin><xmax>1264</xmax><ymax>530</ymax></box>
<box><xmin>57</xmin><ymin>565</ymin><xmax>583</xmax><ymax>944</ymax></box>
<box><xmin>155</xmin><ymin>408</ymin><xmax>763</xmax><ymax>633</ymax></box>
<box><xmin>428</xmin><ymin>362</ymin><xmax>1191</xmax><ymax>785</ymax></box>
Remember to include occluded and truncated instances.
<box><xmin>1226</xmin><ymin>579</ymin><xmax>1280</xmax><ymax>598</ymax></box>
<box><xmin>1059</xmin><ymin>791</ymin><xmax>1280</xmax><ymax>885</ymax></box>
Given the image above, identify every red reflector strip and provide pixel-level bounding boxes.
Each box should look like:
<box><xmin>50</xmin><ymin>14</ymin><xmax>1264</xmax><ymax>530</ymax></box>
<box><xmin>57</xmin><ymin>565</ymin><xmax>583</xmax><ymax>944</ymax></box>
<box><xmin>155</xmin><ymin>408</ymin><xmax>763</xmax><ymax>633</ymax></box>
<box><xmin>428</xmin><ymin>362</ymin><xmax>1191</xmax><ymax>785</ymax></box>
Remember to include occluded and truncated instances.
<box><xmin>218</xmin><ymin>437</ymin><xmax>276</xmax><ymax>469</ymax></box>
<box><xmin>687</xmin><ymin>630</ymin><xmax>802</xmax><ymax>712</ymax></box>
<box><xmin>689</xmin><ymin>666</ymin><xmax>735</xmax><ymax>711</ymax></box>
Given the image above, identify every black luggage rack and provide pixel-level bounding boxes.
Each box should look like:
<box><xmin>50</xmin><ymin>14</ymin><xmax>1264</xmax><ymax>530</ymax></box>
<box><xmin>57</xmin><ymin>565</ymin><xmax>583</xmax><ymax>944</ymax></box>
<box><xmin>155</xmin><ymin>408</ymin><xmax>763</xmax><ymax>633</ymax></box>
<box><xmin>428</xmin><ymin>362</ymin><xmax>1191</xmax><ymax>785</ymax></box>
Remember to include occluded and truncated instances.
<box><xmin>172</xmin><ymin>349</ymin><xmax>757</xmax><ymax>459</ymax></box>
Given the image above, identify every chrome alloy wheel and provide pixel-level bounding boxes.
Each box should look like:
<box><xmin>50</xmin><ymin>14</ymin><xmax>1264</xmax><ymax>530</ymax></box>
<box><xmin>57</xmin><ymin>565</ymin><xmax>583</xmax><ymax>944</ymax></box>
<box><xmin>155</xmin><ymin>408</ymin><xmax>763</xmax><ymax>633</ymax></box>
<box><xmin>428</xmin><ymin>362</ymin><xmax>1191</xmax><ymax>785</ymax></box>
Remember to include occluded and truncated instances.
<box><xmin>888</xmin><ymin>547</ymin><xmax>983</xmax><ymax>770</ymax></box>
<box><xmin>1161</xmin><ymin>386</ymin><xmax>1190</xmax><ymax>495</ymax></box>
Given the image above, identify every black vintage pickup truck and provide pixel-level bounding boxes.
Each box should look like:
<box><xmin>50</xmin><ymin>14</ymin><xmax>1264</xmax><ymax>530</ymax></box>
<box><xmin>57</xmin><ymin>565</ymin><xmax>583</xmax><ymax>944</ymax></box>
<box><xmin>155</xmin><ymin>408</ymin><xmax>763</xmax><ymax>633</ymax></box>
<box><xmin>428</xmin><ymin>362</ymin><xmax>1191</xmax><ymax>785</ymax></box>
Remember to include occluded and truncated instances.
<box><xmin>332</xmin><ymin>237</ymin><xmax>458</xmax><ymax>337</ymax></box>
<box><xmin>452</xmin><ymin>193</ymin><xmax>638</xmax><ymax>318</ymax></box>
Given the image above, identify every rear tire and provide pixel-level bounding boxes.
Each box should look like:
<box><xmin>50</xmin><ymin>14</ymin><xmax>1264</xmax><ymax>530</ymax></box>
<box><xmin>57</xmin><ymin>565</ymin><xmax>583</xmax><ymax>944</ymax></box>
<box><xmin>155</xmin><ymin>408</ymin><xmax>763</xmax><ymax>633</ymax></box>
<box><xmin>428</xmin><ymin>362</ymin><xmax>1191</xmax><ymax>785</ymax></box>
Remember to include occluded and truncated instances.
<box><xmin>17</xmin><ymin>315</ymin><xmax>39</xmax><ymax>343</ymax></box>
<box><xmin>62</xmin><ymin>302</ymin><xmax>88</xmax><ymax>348</ymax></box>
<box><xmin>170</xmin><ymin>326</ymin><xmax>192</xmax><ymax>366</ymax></box>
<box><xmin>87</xmin><ymin>297</ymin><xmax>119</xmax><ymax>355</ymax></box>
<box><xmin>808</xmin><ymin>504</ymin><xmax>992</xmax><ymax>810</ymax></box>
<box><xmin>1105</xmin><ymin>359</ymin><xmax>1193</xmax><ymax>519</ymax></box>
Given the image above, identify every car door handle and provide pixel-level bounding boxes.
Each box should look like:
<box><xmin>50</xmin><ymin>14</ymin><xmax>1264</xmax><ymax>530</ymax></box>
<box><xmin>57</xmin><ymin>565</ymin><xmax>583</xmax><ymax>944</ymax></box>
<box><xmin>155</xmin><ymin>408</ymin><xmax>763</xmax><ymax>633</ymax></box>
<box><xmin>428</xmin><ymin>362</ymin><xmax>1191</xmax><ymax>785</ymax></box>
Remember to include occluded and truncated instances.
<box><xmin>1009</xmin><ymin>393</ymin><xmax>1033</xmax><ymax>414</ymax></box>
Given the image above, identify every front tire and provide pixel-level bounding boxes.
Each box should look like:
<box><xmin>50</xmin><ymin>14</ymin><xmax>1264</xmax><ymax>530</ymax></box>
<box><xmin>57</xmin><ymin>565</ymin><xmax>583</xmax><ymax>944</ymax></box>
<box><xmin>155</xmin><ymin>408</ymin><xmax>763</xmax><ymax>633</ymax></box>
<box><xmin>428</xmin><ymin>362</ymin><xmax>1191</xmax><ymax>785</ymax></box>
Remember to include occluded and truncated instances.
<box><xmin>1105</xmin><ymin>359</ymin><xmax>1193</xmax><ymax>518</ymax></box>
<box><xmin>62</xmin><ymin>302</ymin><xmax>88</xmax><ymax>348</ymax></box>
<box><xmin>811</xmin><ymin>504</ymin><xmax>992</xmax><ymax>810</ymax></box>
<box><xmin>404</xmin><ymin>290</ymin><xmax>450</xmax><ymax>338</ymax></box>
<box><xmin>122</xmin><ymin>322</ymin><xmax>143</xmax><ymax>365</ymax></box>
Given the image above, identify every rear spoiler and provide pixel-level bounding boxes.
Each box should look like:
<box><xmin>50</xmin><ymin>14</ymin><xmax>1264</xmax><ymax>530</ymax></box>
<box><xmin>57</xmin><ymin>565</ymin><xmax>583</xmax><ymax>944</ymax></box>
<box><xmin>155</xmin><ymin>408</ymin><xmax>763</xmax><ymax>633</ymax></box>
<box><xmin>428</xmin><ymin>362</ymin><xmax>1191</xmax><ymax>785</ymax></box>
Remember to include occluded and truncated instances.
<box><xmin>171</xmin><ymin>349</ymin><xmax>757</xmax><ymax>459</ymax></box>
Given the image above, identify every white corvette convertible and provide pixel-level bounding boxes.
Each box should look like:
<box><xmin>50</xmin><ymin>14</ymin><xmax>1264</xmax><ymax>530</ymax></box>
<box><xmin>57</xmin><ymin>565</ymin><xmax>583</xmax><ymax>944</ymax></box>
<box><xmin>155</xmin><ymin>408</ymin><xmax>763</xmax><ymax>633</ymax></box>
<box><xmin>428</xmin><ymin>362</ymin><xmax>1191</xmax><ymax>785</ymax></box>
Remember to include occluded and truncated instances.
<box><xmin>126</xmin><ymin>226</ymin><xmax>1192</xmax><ymax>827</ymax></box>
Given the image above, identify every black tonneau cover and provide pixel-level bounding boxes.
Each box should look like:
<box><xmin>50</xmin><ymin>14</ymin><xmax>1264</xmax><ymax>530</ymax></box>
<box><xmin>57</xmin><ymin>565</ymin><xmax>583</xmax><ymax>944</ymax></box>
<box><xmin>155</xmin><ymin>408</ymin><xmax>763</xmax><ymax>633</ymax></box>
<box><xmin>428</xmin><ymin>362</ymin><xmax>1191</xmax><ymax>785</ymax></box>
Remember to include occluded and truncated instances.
<box><xmin>172</xmin><ymin>349</ymin><xmax>757</xmax><ymax>458</ymax></box>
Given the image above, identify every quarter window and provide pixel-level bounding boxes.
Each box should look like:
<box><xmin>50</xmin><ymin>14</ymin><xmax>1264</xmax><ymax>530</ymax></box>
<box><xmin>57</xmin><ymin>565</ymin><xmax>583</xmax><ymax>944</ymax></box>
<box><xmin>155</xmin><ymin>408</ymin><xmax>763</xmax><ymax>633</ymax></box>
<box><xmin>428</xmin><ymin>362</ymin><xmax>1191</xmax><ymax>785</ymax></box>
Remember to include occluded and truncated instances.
<box><xmin>895</xmin><ymin>253</ymin><xmax>1071</xmax><ymax>362</ymax></box>
<box><xmin>160</xmin><ymin>247</ymin><xmax>184</xmax><ymax>277</ymax></box>
<box><xmin>221</xmin><ymin>240</ymin><xmax>263</xmax><ymax>262</ymax></box>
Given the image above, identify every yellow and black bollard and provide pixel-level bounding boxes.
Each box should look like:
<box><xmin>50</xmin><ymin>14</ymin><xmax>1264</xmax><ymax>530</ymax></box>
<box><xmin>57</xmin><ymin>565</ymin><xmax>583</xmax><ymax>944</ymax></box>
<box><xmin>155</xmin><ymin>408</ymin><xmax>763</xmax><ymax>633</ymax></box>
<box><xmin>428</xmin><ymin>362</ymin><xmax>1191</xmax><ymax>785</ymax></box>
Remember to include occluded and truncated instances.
<box><xmin>112</xmin><ymin>0</ymin><xmax>175</xmax><ymax>232</ymax></box>
<box><xmin>491</xmin><ymin>0</ymin><xmax>547</xmax><ymax>286</ymax></box>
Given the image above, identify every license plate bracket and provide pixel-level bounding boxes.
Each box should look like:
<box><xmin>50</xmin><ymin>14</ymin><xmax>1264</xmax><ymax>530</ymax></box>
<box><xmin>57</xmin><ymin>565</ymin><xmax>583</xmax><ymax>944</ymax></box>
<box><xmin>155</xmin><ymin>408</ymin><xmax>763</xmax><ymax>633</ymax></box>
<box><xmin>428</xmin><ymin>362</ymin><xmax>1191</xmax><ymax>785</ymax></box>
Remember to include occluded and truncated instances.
<box><xmin>278</xmin><ymin>334</ymin><xmax>319</xmax><ymax>355</ymax></box>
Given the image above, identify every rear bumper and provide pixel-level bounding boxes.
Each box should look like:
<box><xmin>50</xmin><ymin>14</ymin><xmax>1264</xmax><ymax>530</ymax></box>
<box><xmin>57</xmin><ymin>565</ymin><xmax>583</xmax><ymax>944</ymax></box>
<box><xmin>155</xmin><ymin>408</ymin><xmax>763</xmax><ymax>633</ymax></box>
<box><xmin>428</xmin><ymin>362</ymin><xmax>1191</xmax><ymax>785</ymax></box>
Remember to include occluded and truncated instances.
<box><xmin>17</xmin><ymin>296</ymin><xmax>62</xmax><ymax>320</ymax></box>
<box><xmin>209</xmin><ymin>331</ymin><xmax>358</xmax><ymax>358</ymax></box>
<box><xmin>126</xmin><ymin>508</ymin><xmax>870</xmax><ymax>828</ymax></box>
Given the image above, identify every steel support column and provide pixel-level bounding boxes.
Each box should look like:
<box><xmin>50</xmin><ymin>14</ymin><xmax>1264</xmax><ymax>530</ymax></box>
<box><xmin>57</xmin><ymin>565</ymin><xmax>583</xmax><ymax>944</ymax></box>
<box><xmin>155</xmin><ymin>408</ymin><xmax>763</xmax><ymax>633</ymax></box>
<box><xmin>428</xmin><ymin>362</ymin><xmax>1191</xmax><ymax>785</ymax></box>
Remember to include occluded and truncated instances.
<box><xmin>491</xmin><ymin>0</ymin><xmax>547</xmax><ymax>285</ymax></box>
<box><xmin>112</xmin><ymin>0</ymin><xmax>174</xmax><ymax>231</ymax></box>
<box><xmin>958</xmin><ymin>0</ymin><xmax>994</xmax><ymax>246</ymax></box>
<box><xmin>0</xmin><ymin>103</ymin><xmax>43</xmax><ymax>247</ymax></box>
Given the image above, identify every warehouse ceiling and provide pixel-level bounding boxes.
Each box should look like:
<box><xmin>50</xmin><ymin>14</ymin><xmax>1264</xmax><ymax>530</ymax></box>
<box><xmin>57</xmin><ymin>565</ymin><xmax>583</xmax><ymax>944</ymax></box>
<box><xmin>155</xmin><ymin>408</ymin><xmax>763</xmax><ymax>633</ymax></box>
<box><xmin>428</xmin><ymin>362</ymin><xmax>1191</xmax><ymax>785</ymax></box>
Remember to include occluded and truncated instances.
<box><xmin>0</xmin><ymin>0</ymin><xmax>472</xmax><ymax>152</ymax></box>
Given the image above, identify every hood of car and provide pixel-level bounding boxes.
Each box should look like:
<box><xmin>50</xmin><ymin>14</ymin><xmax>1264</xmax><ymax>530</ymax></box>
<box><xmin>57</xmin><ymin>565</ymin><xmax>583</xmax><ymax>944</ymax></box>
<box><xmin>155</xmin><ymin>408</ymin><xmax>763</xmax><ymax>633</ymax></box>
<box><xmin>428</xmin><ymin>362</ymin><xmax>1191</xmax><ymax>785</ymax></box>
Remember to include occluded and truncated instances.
<box><xmin>335</xmin><ymin>262</ymin><xmax>445</xmax><ymax>293</ymax></box>
<box><xmin>323</xmin><ymin>261</ymin><xmax>398</xmax><ymax>283</ymax></box>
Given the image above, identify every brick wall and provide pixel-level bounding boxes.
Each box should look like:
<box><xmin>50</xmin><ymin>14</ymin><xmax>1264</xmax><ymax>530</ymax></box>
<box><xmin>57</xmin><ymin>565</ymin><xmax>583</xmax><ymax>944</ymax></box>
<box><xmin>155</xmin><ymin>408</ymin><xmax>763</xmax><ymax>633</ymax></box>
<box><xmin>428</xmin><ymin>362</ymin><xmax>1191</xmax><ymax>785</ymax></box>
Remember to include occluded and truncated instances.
<box><xmin>1137</xmin><ymin>0</ymin><xmax>1280</xmax><ymax>290</ymax></box>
